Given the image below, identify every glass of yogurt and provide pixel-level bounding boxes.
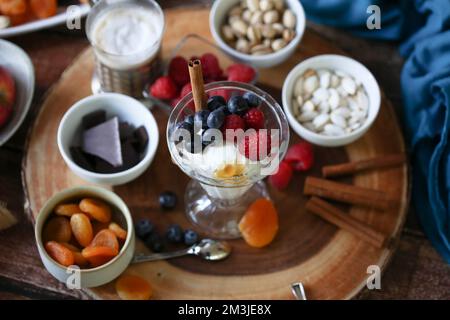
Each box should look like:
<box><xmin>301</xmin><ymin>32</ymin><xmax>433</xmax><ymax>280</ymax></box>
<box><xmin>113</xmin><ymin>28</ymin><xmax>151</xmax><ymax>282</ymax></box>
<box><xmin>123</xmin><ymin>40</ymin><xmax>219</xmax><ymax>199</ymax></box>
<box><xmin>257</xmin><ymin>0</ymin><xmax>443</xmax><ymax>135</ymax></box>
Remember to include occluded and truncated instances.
<box><xmin>86</xmin><ymin>0</ymin><xmax>165</xmax><ymax>98</ymax></box>
<box><xmin>167</xmin><ymin>82</ymin><xmax>289</xmax><ymax>239</ymax></box>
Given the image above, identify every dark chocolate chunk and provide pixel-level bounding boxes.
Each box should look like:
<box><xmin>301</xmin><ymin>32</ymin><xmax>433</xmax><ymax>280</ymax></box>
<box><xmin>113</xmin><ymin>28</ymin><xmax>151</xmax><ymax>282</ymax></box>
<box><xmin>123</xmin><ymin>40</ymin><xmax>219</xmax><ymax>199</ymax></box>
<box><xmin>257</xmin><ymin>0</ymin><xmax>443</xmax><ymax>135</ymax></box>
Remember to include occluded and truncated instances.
<box><xmin>94</xmin><ymin>156</ymin><xmax>118</xmax><ymax>174</ymax></box>
<box><xmin>121</xmin><ymin>140</ymin><xmax>140</xmax><ymax>170</ymax></box>
<box><xmin>82</xmin><ymin>117</ymin><xmax>123</xmax><ymax>167</ymax></box>
<box><xmin>82</xmin><ymin>110</ymin><xmax>106</xmax><ymax>130</ymax></box>
<box><xmin>133</xmin><ymin>126</ymin><xmax>149</xmax><ymax>153</ymax></box>
<box><xmin>70</xmin><ymin>146</ymin><xmax>94</xmax><ymax>171</ymax></box>
<box><xmin>119</xmin><ymin>122</ymin><xmax>135</xmax><ymax>141</ymax></box>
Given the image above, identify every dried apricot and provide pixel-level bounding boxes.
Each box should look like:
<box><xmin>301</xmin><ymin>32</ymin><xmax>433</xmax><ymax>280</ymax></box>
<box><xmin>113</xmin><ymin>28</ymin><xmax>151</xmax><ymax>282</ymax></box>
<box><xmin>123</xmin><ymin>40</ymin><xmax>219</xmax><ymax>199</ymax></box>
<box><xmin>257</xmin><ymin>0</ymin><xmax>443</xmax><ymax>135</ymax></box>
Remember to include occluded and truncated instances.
<box><xmin>108</xmin><ymin>222</ymin><xmax>127</xmax><ymax>241</ymax></box>
<box><xmin>0</xmin><ymin>0</ymin><xmax>27</xmax><ymax>15</ymax></box>
<box><xmin>115</xmin><ymin>274</ymin><xmax>152</xmax><ymax>300</ymax></box>
<box><xmin>81</xmin><ymin>246</ymin><xmax>118</xmax><ymax>267</ymax></box>
<box><xmin>60</xmin><ymin>242</ymin><xmax>89</xmax><ymax>267</ymax></box>
<box><xmin>90</xmin><ymin>229</ymin><xmax>119</xmax><ymax>252</ymax></box>
<box><xmin>45</xmin><ymin>241</ymin><xmax>75</xmax><ymax>267</ymax></box>
<box><xmin>70</xmin><ymin>213</ymin><xmax>94</xmax><ymax>247</ymax></box>
<box><xmin>92</xmin><ymin>221</ymin><xmax>109</xmax><ymax>235</ymax></box>
<box><xmin>43</xmin><ymin>216</ymin><xmax>72</xmax><ymax>243</ymax></box>
<box><xmin>238</xmin><ymin>198</ymin><xmax>279</xmax><ymax>248</ymax></box>
<box><xmin>55</xmin><ymin>203</ymin><xmax>81</xmax><ymax>217</ymax></box>
<box><xmin>29</xmin><ymin>0</ymin><xmax>57</xmax><ymax>19</ymax></box>
<box><xmin>79</xmin><ymin>198</ymin><xmax>111</xmax><ymax>223</ymax></box>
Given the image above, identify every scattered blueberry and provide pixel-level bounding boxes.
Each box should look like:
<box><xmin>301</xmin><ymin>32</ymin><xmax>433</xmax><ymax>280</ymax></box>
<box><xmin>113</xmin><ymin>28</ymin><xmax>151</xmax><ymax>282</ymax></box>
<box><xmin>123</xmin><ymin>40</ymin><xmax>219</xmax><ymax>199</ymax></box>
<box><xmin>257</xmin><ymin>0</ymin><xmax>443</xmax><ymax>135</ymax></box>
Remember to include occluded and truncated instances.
<box><xmin>194</xmin><ymin>110</ymin><xmax>210</xmax><ymax>128</ymax></box>
<box><xmin>243</xmin><ymin>92</ymin><xmax>261</xmax><ymax>108</ymax></box>
<box><xmin>227</xmin><ymin>95</ymin><xmax>249</xmax><ymax>115</ymax></box>
<box><xmin>135</xmin><ymin>219</ymin><xmax>154</xmax><ymax>239</ymax></box>
<box><xmin>184</xmin><ymin>114</ymin><xmax>194</xmax><ymax>126</ymax></box>
<box><xmin>166</xmin><ymin>224</ymin><xmax>183</xmax><ymax>243</ymax></box>
<box><xmin>206</xmin><ymin>109</ymin><xmax>225</xmax><ymax>129</ymax></box>
<box><xmin>159</xmin><ymin>191</ymin><xmax>178</xmax><ymax>210</ymax></box>
<box><xmin>184</xmin><ymin>229</ymin><xmax>199</xmax><ymax>246</ymax></box>
<box><xmin>145</xmin><ymin>232</ymin><xmax>164</xmax><ymax>252</ymax></box>
<box><xmin>207</xmin><ymin>95</ymin><xmax>227</xmax><ymax>111</ymax></box>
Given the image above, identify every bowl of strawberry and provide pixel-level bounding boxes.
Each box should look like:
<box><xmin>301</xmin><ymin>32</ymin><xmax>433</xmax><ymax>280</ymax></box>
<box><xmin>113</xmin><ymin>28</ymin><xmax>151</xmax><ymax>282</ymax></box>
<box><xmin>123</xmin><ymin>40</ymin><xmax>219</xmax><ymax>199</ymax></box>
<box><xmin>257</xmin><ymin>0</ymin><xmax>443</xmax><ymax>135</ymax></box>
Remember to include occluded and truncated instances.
<box><xmin>148</xmin><ymin>52</ymin><xmax>257</xmax><ymax>109</ymax></box>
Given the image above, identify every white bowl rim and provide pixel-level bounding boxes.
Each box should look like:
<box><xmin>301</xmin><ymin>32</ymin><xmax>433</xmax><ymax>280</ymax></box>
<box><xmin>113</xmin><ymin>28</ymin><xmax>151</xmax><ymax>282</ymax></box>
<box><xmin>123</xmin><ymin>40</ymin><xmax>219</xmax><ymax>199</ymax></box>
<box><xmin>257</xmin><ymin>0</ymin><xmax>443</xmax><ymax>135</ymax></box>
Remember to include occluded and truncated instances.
<box><xmin>209</xmin><ymin>0</ymin><xmax>306</xmax><ymax>62</ymax></box>
<box><xmin>282</xmin><ymin>54</ymin><xmax>381</xmax><ymax>142</ymax></box>
<box><xmin>35</xmin><ymin>185</ymin><xmax>134</xmax><ymax>273</ymax></box>
<box><xmin>57</xmin><ymin>92</ymin><xmax>159</xmax><ymax>179</ymax></box>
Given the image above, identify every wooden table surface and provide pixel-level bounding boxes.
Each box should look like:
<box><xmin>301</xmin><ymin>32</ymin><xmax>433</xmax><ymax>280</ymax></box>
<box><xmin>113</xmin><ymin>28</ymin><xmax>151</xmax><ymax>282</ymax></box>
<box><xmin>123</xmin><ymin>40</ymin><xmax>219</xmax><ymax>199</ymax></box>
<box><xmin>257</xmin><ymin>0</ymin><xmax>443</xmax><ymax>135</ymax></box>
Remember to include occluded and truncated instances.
<box><xmin>0</xmin><ymin>0</ymin><xmax>449</xmax><ymax>300</ymax></box>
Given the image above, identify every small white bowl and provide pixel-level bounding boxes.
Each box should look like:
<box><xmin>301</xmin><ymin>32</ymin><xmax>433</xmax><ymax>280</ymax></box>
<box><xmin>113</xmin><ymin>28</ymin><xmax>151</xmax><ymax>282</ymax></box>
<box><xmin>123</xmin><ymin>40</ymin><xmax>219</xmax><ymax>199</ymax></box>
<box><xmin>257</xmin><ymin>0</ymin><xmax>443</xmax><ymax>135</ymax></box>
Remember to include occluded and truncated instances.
<box><xmin>209</xmin><ymin>0</ymin><xmax>306</xmax><ymax>68</ymax></box>
<box><xmin>35</xmin><ymin>186</ymin><xmax>135</xmax><ymax>288</ymax></box>
<box><xmin>282</xmin><ymin>54</ymin><xmax>381</xmax><ymax>147</ymax></box>
<box><xmin>57</xmin><ymin>93</ymin><xmax>159</xmax><ymax>186</ymax></box>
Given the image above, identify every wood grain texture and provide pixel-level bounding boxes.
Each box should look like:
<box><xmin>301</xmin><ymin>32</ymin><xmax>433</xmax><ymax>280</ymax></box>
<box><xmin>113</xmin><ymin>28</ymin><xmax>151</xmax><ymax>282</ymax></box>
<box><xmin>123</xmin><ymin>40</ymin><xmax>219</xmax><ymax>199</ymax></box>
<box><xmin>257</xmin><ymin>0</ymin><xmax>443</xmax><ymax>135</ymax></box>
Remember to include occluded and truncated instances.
<box><xmin>21</xmin><ymin>8</ymin><xmax>409</xmax><ymax>300</ymax></box>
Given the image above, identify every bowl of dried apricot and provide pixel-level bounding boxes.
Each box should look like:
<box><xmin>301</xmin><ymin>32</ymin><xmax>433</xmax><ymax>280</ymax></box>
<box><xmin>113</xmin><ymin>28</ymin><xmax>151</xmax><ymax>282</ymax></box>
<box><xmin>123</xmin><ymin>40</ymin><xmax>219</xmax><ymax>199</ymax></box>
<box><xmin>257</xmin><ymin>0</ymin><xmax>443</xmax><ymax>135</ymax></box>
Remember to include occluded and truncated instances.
<box><xmin>35</xmin><ymin>186</ymin><xmax>135</xmax><ymax>288</ymax></box>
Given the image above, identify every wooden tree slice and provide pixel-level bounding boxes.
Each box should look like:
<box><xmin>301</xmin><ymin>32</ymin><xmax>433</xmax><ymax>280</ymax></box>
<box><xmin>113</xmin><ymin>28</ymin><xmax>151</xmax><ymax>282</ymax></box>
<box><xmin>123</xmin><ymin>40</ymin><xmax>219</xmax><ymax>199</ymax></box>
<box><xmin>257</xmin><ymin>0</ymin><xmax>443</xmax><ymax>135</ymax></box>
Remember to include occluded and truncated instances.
<box><xmin>22</xmin><ymin>7</ymin><xmax>409</xmax><ymax>300</ymax></box>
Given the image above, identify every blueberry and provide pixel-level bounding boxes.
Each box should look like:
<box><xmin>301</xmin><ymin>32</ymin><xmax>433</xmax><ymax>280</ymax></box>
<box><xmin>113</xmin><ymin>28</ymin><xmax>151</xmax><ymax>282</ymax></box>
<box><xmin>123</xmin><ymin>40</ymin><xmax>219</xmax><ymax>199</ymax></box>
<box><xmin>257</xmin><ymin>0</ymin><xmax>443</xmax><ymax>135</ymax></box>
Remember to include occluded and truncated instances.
<box><xmin>166</xmin><ymin>224</ymin><xmax>183</xmax><ymax>243</ymax></box>
<box><xmin>135</xmin><ymin>219</ymin><xmax>154</xmax><ymax>239</ymax></box>
<box><xmin>194</xmin><ymin>110</ymin><xmax>210</xmax><ymax>128</ymax></box>
<box><xmin>145</xmin><ymin>232</ymin><xmax>164</xmax><ymax>252</ymax></box>
<box><xmin>207</xmin><ymin>96</ymin><xmax>227</xmax><ymax>111</ymax></box>
<box><xmin>184</xmin><ymin>114</ymin><xmax>194</xmax><ymax>126</ymax></box>
<box><xmin>176</xmin><ymin>121</ymin><xmax>193</xmax><ymax>133</ymax></box>
<box><xmin>227</xmin><ymin>95</ymin><xmax>249</xmax><ymax>115</ymax></box>
<box><xmin>184</xmin><ymin>229</ymin><xmax>199</xmax><ymax>246</ymax></box>
<box><xmin>159</xmin><ymin>191</ymin><xmax>177</xmax><ymax>210</ymax></box>
<box><xmin>206</xmin><ymin>109</ymin><xmax>225</xmax><ymax>129</ymax></box>
<box><xmin>243</xmin><ymin>92</ymin><xmax>261</xmax><ymax>108</ymax></box>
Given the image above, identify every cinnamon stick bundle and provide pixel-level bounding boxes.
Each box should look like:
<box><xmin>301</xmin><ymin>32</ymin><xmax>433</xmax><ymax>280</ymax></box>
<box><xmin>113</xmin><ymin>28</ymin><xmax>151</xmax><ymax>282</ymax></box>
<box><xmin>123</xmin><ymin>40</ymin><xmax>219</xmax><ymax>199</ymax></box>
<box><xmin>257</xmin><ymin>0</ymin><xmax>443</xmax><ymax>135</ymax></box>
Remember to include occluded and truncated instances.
<box><xmin>303</xmin><ymin>176</ymin><xmax>395</xmax><ymax>210</ymax></box>
<box><xmin>322</xmin><ymin>153</ymin><xmax>406</xmax><ymax>178</ymax></box>
<box><xmin>306</xmin><ymin>197</ymin><xmax>387</xmax><ymax>248</ymax></box>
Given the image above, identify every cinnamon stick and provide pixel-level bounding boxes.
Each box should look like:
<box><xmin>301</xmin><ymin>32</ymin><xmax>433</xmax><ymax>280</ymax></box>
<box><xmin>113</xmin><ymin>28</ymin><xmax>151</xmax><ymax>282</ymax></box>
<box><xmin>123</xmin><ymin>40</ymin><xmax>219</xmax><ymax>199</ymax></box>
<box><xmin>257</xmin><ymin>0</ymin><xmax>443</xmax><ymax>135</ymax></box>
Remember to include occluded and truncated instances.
<box><xmin>188</xmin><ymin>59</ymin><xmax>206</xmax><ymax>112</ymax></box>
<box><xmin>306</xmin><ymin>197</ymin><xmax>387</xmax><ymax>248</ymax></box>
<box><xmin>304</xmin><ymin>176</ymin><xmax>394</xmax><ymax>210</ymax></box>
<box><xmin>322</xmin><ymin>153</ymin><xmax>406</xmax><ymax>178</ymax></box>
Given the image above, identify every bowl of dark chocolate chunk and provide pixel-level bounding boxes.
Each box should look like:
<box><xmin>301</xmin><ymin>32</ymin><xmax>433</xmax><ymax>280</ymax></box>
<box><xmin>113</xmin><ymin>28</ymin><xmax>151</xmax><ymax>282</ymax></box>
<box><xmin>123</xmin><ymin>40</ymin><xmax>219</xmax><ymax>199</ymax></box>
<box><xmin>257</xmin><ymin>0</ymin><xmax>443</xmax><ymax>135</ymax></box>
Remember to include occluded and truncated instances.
<box><xmin>57</xmin><ymin>93</ymin><xmax>159</xmax><ymax>186</ymax></box>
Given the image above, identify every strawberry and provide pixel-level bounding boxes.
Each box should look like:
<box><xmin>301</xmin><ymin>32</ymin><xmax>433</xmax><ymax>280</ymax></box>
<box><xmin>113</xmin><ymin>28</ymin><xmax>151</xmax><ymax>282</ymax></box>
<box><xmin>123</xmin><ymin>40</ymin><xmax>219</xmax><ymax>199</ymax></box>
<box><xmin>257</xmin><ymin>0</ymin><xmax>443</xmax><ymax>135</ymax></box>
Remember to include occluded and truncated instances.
<box><xmin>200</xmin><ymin>53</ymin><xmax>222</xmax><ymax>80</ymax></box>
<box><xmin>226</xmin><ymin>64</ymin><xmax>256</xmax><ymax>83</ymax></box>
<box><xmin>243</xmin><ymin>108</ymin><xmax>265</xmax><ymax>129</ymax></box>
<box><xmin>284</xmin><ymin>141</ymin><xmax>314</xmax><ymax>171</ymax></box>
<box><xmin>150</xmin><ymin>76</ymin><xmax>178</xmax><ymax>100</ymax></box>
<box><xmin>268</xmin><ymin>161</ymin><xmax>293</xmax><ymax>190</ymax></box>
<box><xmin>238</xmin><ymin>130</ymin><xmax>271</xmax><ymax>161</ymax></box>
<box><xmin>180</xmin><ymin>83</ymin><xmax>192</xmax><ymax>98</ymax></box>
<box><xmin>168</xmin><ymin>56</ymin><xmax>190</xmax><ymax>87</ymax></box>
<box><xmin>0</xmin><ymin>66</ymin><xmax>16</xmax><ymax>128</ymax></box>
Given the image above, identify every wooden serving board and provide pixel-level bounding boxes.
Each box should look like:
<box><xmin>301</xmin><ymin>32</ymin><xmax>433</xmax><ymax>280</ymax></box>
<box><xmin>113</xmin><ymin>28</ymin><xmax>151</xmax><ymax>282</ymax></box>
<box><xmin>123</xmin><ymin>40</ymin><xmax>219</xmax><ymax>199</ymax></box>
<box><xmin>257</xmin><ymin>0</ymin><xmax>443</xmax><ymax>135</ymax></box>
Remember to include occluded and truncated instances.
<box><xmin>22</xmin><ymin>7</ymin><xmax>409</xmax><ymax>300</ymax></box>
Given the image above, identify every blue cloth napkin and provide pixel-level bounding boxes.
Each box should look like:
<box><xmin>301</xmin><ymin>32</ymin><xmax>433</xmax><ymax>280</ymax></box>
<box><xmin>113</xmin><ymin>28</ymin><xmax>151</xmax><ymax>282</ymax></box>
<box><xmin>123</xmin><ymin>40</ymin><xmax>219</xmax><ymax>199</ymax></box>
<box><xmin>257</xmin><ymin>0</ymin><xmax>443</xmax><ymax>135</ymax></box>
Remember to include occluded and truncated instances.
<box><xmin>301</xmin><ymin>0</ymin><xmax>450</xmax><ymax>263</ymax></box>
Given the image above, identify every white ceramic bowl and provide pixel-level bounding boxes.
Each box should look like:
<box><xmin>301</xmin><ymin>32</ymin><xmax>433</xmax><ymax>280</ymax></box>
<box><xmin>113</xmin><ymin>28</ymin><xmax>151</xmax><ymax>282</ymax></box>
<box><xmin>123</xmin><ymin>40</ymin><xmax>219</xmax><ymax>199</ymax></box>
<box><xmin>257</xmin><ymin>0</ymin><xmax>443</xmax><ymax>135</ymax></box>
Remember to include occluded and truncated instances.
<box><xmin>209</xmin><ymin>0</ymin><xmax>305</xmax><ymax>68</ymax></box>
<box><xmin>57</xmin><ymin>93</ymin><xmax>159</xmax><ymax>186</ymax></box>
<box><xmin>282</xmin><ymin>54</ymin><xmax>381</xmax><ymax>147</ymax></box>
<box><xmin>35</xmin><ymin>186</ymin><xmax>135</xmax><ymax>288</ymax></box>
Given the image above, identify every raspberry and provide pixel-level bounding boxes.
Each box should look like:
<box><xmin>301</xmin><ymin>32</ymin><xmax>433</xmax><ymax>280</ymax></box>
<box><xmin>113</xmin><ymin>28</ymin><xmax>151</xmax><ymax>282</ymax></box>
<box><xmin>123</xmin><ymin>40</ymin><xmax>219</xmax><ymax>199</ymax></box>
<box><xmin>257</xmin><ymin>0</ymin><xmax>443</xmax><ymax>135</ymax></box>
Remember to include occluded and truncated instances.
<box><xmin>208</xmin><ymin>89</ymin><xmax>229</xmax><ymax>101</ymax></box>
<box><xmin>227</xmin><ymin>64</ymin><xmax>256</xmax><ymax>83</ymax></box>
<box><xmin>200</xmin><ymin>53</ymin><xmax>222</xmax><ymax>80</ymax></box>
<box><xmin>180</xmin><ymin>83</ymin><xmax>192</xmax><ymax>98</ymax></box>
<box><xmin>168</xmin><ymin>56</ymin><xmax>190</xmax><ymax>87</ymax></box>
<box><xmin>222</xmin><ymin>114</ymin><xmax>245</xmax><ymax>141</ymax></box>
<box><xmin>150</xmin><ymin>76</ymin><xmax>178</xmax><ymax>100</ymax></box>
<box><xmin>284</xmin><ymin>141</ymin><xmax>314</xmax><ymax>171</ymax></box>
<box><xmin>238</xmin><ymin>130</ymin><xmax>271</xmax><ymax>161</ymax></box>
<box><xmin>243</xmin><ymin>108</ymin><xmax>265</xmax><ymax>129</ymax></box>
<box><xmin>268</xmin><ymin>161</ymin><xmax>293</xmax><ymax>190</ymax></box>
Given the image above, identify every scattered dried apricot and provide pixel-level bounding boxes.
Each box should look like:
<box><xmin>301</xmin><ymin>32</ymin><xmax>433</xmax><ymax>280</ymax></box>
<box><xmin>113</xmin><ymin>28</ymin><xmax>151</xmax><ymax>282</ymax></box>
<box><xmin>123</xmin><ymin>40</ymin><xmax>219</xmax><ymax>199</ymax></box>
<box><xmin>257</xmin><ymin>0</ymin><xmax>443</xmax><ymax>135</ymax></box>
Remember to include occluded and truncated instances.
<box><xmin>55</xmin><ymin>203</ymin><xmax>81</xmax><ymax>217</ymax></box>
<box><xmin>43</xmin><ymin>216</ymin><xmax>72</xmax><ymax>243</ymax></box>
<box><xmin>115</xmin><ymin>274</ymin><xmax>152</xmax><ymax>300</ymax></box>
<box><xmin>90</xmin><ymin>229</ymin><xmax>119</xmax><ymax>252</ymax></box>
<box><xmin>108</xmin><ymin>222</ymin><xmax>127</xmax><ymax>241</ymax></box>
<box><xmin>81</xmin><ymin>246</ymin><xmax>118</xmax><ymax>267</ymax></box>
<box><xmin>79</xmin><ymin>198</ymin><xmax>111</xmax><ymax>223</ymax></box>
<box><xmin>238</xmin><ymin>198</ymin><xmax>279</xmax><ymax>248</ymax></box>
<box><xmin>70</xmin><ymin>213</ymin><xmax>94</xmax><ymax>247</ymax></box>
<box><xmin>29</xmin><ymin>0</ymin><xmax>57</xmax><ymax>19</ymax></box>
<box><xmin>45</xmin><ymin>241</ymin><xmax>75</xmax><ymax>267</ymax></box>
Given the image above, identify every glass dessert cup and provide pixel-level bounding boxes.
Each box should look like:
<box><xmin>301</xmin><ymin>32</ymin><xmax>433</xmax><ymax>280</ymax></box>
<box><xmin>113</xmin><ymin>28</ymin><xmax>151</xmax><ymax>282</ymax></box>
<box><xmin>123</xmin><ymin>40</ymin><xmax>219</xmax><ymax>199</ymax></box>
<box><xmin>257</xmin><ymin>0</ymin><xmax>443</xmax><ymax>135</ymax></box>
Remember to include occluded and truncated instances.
<box><xmin>167</xmin><ymin>82</ymin><xmax>289</xmax><ymax>239</ymax></box>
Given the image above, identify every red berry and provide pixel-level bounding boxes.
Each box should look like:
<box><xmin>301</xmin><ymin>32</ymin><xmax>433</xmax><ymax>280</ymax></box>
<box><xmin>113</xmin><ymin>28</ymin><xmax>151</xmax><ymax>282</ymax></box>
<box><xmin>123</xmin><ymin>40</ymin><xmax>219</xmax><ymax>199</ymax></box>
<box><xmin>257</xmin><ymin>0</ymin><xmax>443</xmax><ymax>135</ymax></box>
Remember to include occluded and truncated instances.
<box><xmin>208</xmin><ymin>88</ymin><xmax>229</xmax><ymax>101</ymax></box>
<box><xmin>222</xmin><ymin>114</ymin><xmax>245</xmax><ymax>142</ymax></box>
<box><xmin>180</xmin><ymin>83</ymin><xmax>192</xmax><ymax>98</ymax></box>
<box><xmin>200</xmin><ymin>53</ymin><xmax>222</xmax><ymax>80</ymax></box>
<box><xmin>285</xmin><ymin>141</ymin><xmax>314</xmax><ymax>171</ymax></box>
<box><xmin>227</xmin><ymin>64</ymin><xmax>256</xmax><ymax>83</ymax></box>
<box><xmin>243</xmin><ymin>108</ymin><xmax>265</xmax><ymax>129</ymax></box>
<box><xmin>150</xmin><ymin>76</ymin><xmax>178</xmax><ymax>100</ymax></box>
<box><xmin>168</xmin><ymin>56</ymin><xmax>190</xmax><ymax>87</ymax></box>
<box><xmin>268</xmin><ymin>161</ymin><xmax>293</xmax><ymax>190</ymax></box>
<box><xmin>238</xmin><ymin>130</ymin><xmax>271</xmax><ymax>161</ymax></box>
<box><xmin>170</xmin><ymin>97</ymin><xmax>182</xmax><ymax>108</ymax></box>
